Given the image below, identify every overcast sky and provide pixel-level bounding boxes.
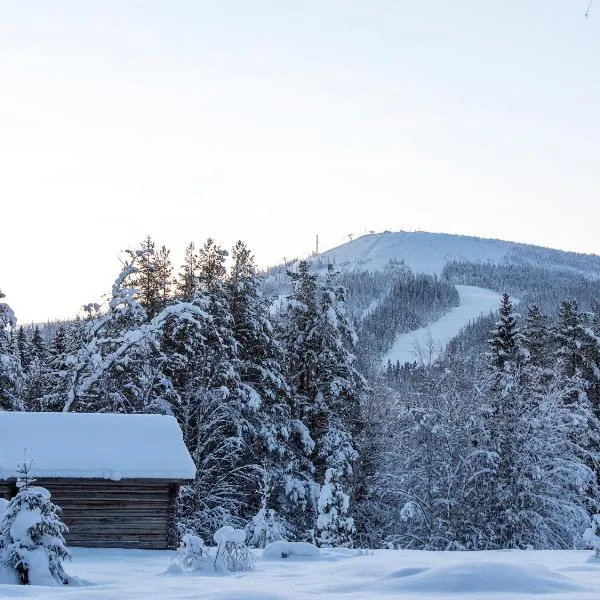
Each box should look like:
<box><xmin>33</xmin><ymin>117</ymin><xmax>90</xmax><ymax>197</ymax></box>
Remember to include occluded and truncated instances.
<box><xmin>1</xmin><ymin>1</ymin><xmax>599</xmax><ymax>323</ymax></box>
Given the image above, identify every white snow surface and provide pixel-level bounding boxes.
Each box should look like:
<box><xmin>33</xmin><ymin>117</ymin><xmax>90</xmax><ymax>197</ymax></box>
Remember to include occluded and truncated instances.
<box><xmin>3</xmin><ymin>547</ymin><xmax>600</xmax><ymax>598</ymax></box>
<box><xmin>385</xmin><ymin>285</ymin><xmax>503</xmax><ymax>365</ymax></box>
<box><xmin>0</xmin><ymin>412</ymin><xmax>196</xmax><ymax>481</ymax></box>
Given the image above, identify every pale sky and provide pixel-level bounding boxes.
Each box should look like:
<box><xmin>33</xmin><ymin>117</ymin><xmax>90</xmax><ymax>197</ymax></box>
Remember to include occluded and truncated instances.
<box><xmin>1</xmin><ymin>1</ymin><xmax>599</xmax><ymax>324</ymax></box>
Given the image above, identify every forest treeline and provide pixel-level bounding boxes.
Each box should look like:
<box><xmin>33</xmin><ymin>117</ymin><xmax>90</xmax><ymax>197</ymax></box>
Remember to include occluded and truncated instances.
<box><xmin>2</xmin><ymin>241</ymin><xmax>600</xmax><ymax>550</ymax></box>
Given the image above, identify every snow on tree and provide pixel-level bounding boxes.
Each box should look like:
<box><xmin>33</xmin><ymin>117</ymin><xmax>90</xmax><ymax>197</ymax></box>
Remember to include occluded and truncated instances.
<box><xmin>62</xmin><ymin>249</ymin><xmax>175</xmax><ymax>414</ymax></box>
<box><xmin>0</xmin><ymin>458</ymin><xmax>71</xmax><ymax>586</ymax></box>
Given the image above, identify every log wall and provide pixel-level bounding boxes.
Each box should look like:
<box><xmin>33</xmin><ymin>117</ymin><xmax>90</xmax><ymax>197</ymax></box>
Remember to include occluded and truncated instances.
<box><xmin>1</xmin><ymin>478</ymin><xmax>180</xmax><ymax>550</ymax></box>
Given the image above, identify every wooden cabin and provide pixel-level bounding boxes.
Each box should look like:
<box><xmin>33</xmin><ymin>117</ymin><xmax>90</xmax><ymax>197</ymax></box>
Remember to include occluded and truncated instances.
<box><xmin>0</xmin><ymin>412</ymin><xmax>196</xmax><ymax>550</ymax></box>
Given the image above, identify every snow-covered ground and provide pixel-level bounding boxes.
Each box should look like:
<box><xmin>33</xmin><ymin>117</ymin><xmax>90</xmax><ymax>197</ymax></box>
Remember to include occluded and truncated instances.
<box><xmin>385</xmin><ymin>285</ymin><xmax>503</xmax><ymax>365</ymax></box>
<box><xmin>4</xmin><ymin>547</ymin><xmax>600</xmax><ymax>599</ymax></box>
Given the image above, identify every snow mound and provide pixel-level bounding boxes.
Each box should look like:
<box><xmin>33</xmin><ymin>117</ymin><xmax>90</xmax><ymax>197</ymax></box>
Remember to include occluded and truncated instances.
<box><xmin>0</xmin><ymin>563</ymin><xmax>19</xmax><ymax>585</ymax></box>
<box><xmin>263</xmin><ymin>541</ymin><xmax>321</xmax><ymax>560</ymax></box>
<box><xmin>377</xmin><ymin>561</ymin><xmax>585</xmax><ymax>594</ymax></box>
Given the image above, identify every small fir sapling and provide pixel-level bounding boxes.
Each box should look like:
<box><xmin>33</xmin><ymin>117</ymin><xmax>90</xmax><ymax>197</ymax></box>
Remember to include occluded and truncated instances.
<box><xmin>0</xmin><ymin>455</ymin><xmax>71</xmax><ymax>586</ymax></box>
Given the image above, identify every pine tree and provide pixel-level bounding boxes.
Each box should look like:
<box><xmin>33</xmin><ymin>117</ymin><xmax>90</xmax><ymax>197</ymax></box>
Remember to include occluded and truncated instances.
<box><xmin>175</xmin><ymin>242</ymin><xmax>199</xmax><ymax>302</ymax></box>
<box><xmin>522</xmin><ymin>304</ymin><xmax>552</xmax><ymax>369</ymax></box>
<box><xmin>555</xmin><ymin>299</ymin><xmax>600</xmax><ymax>413</ymax></box>
<box><xmin>280</xmin><ymin>262</ymin><xmax>363</xmax><ymax>545</ymax></box>
<box><xmin>174</xmin><ymin>239</ymin><xmax>254</xmax><ymax>538</ymax></box>
<box><xmin>30</xmin><ymin>326</ymin><xmax>47</xmax><ymax>363</ymax></box>
<box><xmin>226</xmin><ymin>241</ymin><xmax>306</xmax><ymax>534</ymax></box>
<box><xmin>17</xmin><ymin>326</ymin><xmax>32</xmax><ymax>373</ymax></box>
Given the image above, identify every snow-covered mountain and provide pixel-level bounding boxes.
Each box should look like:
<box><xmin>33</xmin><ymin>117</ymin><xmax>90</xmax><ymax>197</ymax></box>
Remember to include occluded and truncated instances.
<box><xmin>315</xmin><ymin>230</ymin><xmax>600</xmax><ymax>277</ymax></box>
<box><xmin>266</xmin><ymin>230</ymin><xmax>600</xmax><ymax>368</ymax></box>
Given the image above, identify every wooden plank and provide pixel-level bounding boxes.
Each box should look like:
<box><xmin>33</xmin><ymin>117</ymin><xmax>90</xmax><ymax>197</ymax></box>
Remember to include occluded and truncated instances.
<box><xmin>48</xmin><ymin>495</ymin><xmax>169</xmax><ymax>503</ymax></box>
<box><xmin>66</xmin><ymin>533</ymin><xmax>168</xmax><ymax>541</ymax></box>
<box><xmin>60</xmin><ymin>509</ymin><xmax>169</xmax><ymax>517</ymax></box>
<box><xmin>32</xmin><ymin>477</ymin><xmax>190</xmax><ymax>486</ymax></box>
<box><xmin>67</xmin><ymin>540</ymin><xmax>167</xmax><ymax>549</ymax></box>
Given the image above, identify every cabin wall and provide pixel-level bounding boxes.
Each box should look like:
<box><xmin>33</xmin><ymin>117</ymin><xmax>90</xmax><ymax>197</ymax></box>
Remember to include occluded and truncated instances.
<box><xmin>2</xmin><ymin>478</ymin><xmax>178</xmax><ymax>550</ymax></box>
<box><xmin>0</xmin><ymin>482</ymin><xmax>14</xmax><ymax>500</ymax></box>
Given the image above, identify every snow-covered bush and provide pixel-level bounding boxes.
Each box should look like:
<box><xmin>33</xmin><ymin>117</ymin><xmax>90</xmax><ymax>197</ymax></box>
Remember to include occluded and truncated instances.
<box><xmin>263</xmin><ymin>540</ymin><xmax>320</xmax><ymax>560</ymax></box>
<box><xmin>0</xmin><ymin>485</ymin><xmax>71</xmax><ymax>585</ymax></box>
<box><xmin>171</xmin><ymin>533</ymin><xmax>209</xmax><ymax>572</ymax></box>
<box><xmin>583</xmin><ymin>515</ymin><xmax>600</xmax><ymax>559</ymax></box>
<box><xmin>245</xmin><ymin>507</ymin><xmax>287</xmax><ymax>549</ymax></box>
<box><xmin>213</xmin><ymin>526</ymin><xmax>255</xmax><ymax>573</ymax></box>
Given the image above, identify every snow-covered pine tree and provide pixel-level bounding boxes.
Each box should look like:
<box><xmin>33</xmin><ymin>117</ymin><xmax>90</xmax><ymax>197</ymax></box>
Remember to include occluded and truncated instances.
<box><xmin>17</xmin><ymin>326</ymin><xmax>32</xmax><ymax>373</ymax></box>
<box><xmin>226</xmin><ymin>241</ymin><xmax>305</xmax><ymax>534</ymax></box>
<box><xmin>174</xmin><ymin>239</ymin><xmax>255</xmax><ymax>538</ymax></box>
<box><xmin>279</xmin><ymin>261</ymin><xmax>321</xmax><ymax>538</ymax></box>
<box><xmin>0</xmin><ymin>458</ymin><xmax>70</xmax><ymax>586</ymax></box>
<box><xmin>128</xmin><ymin>237</ymin><xmax>172</xmax><ymax>319</ymax></box>
<box><xmin>312</xmin><ymin>266</ymin><xmax>364</xmax><ymax>547</ymax></box>
<box><xmin>554</xmin><ymin>299</ymin><xmax>600</xmax><ymax>414</ymax></box>
<box><xmin>280</xmin><ymin>262</ymin><xmax>364</xmax><ymax>545</ymax></box>
<box><xmin>0</xmin><ymin>289</ymin><xmax>24</xmax><ymax>410</ymax></box>
<box><xmin>522</xmin><ymin>304</ymin><xmax>552</xmax><ymax>370</ymax></box>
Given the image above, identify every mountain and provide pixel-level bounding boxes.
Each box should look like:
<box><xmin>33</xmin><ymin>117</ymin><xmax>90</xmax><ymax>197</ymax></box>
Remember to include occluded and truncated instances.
<box><xmin>315</xmin><ymin>230</ymin><xmax>600</xmax><ymax>278</ymax></box>
<box><xmin>265</xmin><ymin>231</ymin><xmax>600</xmax><ymax>370</ymax></box>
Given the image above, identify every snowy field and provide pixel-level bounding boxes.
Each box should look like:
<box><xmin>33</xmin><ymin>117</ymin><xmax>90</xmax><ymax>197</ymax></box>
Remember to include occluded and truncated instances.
<box><xmin>385</xmin><ymin>285</ymin><xmax>503</xmax><ymax>365</ymax></box>
<box><xmin>3</xmin><ymin>547</ymin><xmax>600</xmax><ymax>599</ymax></box>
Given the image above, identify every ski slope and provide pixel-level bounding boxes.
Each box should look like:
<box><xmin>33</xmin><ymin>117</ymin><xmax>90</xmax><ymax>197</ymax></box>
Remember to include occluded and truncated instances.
<box><xmin>5</xmin><ymin>546</ymin><xmax>600</xmax><ymax>600</ymax></box>
<box><xmin>385</xmin><ymin>285</ymin><xmax>503</xmax><ymax>365</ymax></box>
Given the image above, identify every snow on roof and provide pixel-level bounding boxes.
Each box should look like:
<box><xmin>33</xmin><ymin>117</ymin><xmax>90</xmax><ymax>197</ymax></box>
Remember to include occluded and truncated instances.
<box><xmin>0</xmin><ymin>412</ymin><xmax>196</xmax><ymax>481</ymax></box>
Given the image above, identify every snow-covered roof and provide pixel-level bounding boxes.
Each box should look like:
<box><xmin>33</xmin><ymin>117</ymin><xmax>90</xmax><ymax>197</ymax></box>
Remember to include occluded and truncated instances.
<box><xmin>0</xmin><ymin>412</ymin><xmax>196</xmax><ymax>481</ymax></box>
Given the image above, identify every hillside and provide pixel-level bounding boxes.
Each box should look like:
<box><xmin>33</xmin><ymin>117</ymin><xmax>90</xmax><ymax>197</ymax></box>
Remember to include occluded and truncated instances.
<box><xmin>315</xmin><ymin>230</ymin><xmax>600</xmax><ymax>277</ymax></box>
